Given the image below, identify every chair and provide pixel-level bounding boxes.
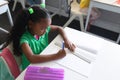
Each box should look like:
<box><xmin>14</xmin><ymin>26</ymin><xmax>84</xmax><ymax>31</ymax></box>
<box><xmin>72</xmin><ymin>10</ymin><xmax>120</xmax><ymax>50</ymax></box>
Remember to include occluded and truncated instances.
<box><xmin>0</xmin><ymin>0</ymin><xmax>13</xmax><ymax>26</ymax></box>
<box><xmin>63</xmin><ymin>0</ymin><xmax>87</xmax><ymax>31</ymax></box>
<box><xmin>46</xmin><ymin>0</ymin><xmax>73</xmax><ymax>18</ymax></box>
<box><xmin>0</xmin><ymin>56</ymin><xmax>14</xmax><ymax>80</ymax></box>
<box><xmin>0</xmin><ymin>48</ymin><xmax>20</xmax><ymax>78</ymax></box>
<box><xmin>12</xmin><ymin>0</ymin><xmax>25</xmax><ymax>11</ymax></box>
<box><xmin>12</xmin><ymin>0</ymin><xmax>45</xmax><ymax>11</ymax></box>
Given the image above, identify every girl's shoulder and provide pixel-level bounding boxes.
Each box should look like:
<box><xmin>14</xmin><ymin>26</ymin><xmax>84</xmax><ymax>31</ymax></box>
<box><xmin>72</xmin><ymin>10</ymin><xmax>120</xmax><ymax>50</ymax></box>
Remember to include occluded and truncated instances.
<box><xmin>20</xmin><ymin>31</ymin><xmax>33</xmax><ymax>40</ymax></box>
<box><xmin>20</xmin><ymin>31</ymin><xmax>33</xmax><ymax>45</ymax></box>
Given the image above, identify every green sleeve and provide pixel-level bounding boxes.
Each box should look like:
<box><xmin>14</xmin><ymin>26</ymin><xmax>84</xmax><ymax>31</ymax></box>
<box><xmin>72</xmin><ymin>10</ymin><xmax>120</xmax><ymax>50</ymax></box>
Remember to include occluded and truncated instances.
<box><xmin>20</xmin><ymin>38</ymin><xmax>29</xmax><ymax>45</ymax></box>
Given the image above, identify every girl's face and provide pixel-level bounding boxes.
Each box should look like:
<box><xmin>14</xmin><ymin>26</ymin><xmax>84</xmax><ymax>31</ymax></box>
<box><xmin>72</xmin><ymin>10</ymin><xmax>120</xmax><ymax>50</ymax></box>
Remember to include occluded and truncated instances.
<box><xmin>29</xmin><ymin>18</ymin><xmax>51</xmax><ymax>36</ymax></box>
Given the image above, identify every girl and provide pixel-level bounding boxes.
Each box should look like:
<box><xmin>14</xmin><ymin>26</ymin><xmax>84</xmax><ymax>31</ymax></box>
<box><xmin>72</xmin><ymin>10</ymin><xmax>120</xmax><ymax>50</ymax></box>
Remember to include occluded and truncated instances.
<box><xmin>2</xmin><ymin>5</ymin><xmax>75</xmax><ymax>70</ymax></box>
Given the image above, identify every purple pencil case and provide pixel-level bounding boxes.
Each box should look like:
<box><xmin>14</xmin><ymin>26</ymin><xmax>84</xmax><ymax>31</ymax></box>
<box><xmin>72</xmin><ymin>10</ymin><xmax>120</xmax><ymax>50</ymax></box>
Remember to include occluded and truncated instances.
<box><xmin>24</xmin><ymin>66</ymin><xmax>64</xmax><ymax>80</ymax></box>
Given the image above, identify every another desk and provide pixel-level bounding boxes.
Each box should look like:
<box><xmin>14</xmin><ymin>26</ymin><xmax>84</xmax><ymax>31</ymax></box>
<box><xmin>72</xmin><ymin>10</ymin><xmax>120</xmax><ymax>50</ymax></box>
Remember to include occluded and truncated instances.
<box><xmin>85</xmin><ymin>0</ymin><xmax>120</xmax><ymax>43</ymax></box>
<box><xmin>16</xmin><ymin>27</ymin><xmax>120</xmax><ymax>80</ymax></box>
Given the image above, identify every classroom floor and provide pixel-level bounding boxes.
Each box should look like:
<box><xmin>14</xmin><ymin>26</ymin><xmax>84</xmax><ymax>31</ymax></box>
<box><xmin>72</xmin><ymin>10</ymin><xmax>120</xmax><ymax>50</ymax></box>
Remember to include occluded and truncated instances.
<box><xmin>0</xmin><ymin>1</ymin><xmax>119</xmax><ymax>45</ymax></box>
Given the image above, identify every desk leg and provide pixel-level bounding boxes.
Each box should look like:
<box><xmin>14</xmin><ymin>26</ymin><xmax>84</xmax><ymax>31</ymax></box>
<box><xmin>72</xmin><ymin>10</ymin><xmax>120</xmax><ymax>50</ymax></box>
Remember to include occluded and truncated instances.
<box><xmin>116</xmin><ymin>34</ymin><xmax>120</xmax><ymax>43</ymax></box>
<box><xmin>79</xmin><ymin>15</ymin><xmax>84</xmax><ymax>31</ymax></box>
<box><xmin>20</xmin><ymin>0</ymin><xmax>25</xmax><ymax>9</ymax></box>
<box><xmin>85</xmin><ymin>1</ymin><xmax>93</xmax><ymax>31</ymax></box>
<box><xmin>7</xmin><ymin>6</ymin><xmax>13</xmax><ymax>26</ymax></box>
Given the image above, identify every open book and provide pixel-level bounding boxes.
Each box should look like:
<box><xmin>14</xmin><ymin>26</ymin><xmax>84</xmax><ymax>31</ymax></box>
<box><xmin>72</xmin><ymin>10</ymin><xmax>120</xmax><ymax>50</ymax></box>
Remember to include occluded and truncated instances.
<box><xmin>54</xmin><ymin>41</ymin><xmax>96</xmax><ymax>78</ymax></box>
<box><xmin>53</xmin><ymin>27</ymin><xmax>104</xmax><ymax>78</ymax></box>
<box><xmin>53</xmin><ymin>43</ymin><xmax>93</xmax><ymax>78</ymax></box>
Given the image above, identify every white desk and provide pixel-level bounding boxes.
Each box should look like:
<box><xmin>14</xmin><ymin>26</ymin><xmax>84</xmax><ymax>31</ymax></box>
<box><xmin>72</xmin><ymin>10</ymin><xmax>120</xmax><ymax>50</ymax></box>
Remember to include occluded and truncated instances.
<box><xmin>88</xmin><ymin>39</ymin><xmax>120</xmax><ymax>80</ymax></box>
<box><xmin>0</xmin><ymin>0</ymin><xmax>13</xmax><ymax>26</ymax></box>
<box><xmin>85</xmin><ymin>0</ymin><xmax>120</xmax><ymax>43</ymax></box>
<box><xmin>16</xmin><ymin>27</ymin><xmax>120</xmax><ymax>80</ymax></box>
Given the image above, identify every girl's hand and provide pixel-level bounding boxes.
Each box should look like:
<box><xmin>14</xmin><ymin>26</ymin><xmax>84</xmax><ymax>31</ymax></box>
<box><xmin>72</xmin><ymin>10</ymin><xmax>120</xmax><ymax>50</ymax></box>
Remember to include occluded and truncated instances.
<box><xmin>56</xmin><ymin>49</ymin><xmax>66</xmax><ymax>59</ymax></box>
<box><xmin>64</xmin><ymin>40</ymin><xmax>76</xmax><ymax>52</ymax></box>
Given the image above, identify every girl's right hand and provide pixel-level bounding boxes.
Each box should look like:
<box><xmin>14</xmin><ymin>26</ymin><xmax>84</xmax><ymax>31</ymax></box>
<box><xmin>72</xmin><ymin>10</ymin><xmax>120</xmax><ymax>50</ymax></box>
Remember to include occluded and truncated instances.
<box><xmin>56</xmin><ymin>49</ymin><xmax>66</xmax><ymax>59</ymax></box>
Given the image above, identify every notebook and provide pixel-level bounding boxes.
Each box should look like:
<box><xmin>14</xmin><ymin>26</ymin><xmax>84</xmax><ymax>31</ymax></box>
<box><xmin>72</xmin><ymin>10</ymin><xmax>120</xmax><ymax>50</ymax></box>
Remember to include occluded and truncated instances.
<box><xmin>53</xmin><ymin>27</ymin><xmax>104</xmax><ymax>78</ymax></box>
<box><xmin>24</xmin><ymin>66</ymin><xmax>64</xmax><ymax>80</ymax></box>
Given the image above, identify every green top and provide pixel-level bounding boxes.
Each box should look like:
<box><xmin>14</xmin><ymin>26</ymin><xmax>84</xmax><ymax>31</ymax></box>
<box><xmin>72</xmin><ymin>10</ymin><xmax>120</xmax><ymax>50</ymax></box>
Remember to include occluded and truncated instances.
<box><xmin>20</xmin><ymin>26</ymin><xmax>51</xmax><ymax>70</ymax></box>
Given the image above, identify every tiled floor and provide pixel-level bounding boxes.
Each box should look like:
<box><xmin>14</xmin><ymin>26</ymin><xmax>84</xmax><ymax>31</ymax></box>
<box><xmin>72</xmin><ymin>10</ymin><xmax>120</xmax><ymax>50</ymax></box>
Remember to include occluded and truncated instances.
<box><xmin>0</xmin><ymin>1</ymin><xmax>119</xmax><ymax>44</ymax></box>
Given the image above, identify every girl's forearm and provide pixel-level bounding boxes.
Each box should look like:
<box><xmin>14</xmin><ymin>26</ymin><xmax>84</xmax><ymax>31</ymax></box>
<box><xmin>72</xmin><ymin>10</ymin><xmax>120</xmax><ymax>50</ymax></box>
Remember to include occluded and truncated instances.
<box><xmin>28</xmin><ymin>53</ymin><xmax>60</xmax><ymax>63</ymax></box>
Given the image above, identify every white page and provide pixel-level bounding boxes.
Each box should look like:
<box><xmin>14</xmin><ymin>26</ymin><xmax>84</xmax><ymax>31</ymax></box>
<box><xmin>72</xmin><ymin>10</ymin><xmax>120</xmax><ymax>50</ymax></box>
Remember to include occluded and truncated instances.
<box><xmin>54</xmin><ymin>49</ymin><xmax>93</xmax><ymax>78</ymax></box>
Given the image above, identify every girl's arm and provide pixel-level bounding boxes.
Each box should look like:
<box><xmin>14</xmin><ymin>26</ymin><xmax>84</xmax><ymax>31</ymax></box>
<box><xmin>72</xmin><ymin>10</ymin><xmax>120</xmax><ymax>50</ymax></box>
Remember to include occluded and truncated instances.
<box><xmin>21</xmin><ymin>43</ymin><xmax>66</xmax><ymax>63</ymax></box>
<box><xmin>50</xmin><ymin>25</ymin><xmax>76</xmax><ymax>51</ymax></box>
<box><xmin>50</xmin><ymin>25</ymin><xmax>68</xmax><ymax>42</ymax></box>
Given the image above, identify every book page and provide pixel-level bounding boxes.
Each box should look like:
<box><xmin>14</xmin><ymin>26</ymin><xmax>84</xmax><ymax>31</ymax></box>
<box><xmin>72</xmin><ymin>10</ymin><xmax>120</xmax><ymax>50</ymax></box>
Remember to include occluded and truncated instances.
<box><xmin>54</xmin><ymin>49</ymin><xmax>93</xmax><ymax>78</ymax></box>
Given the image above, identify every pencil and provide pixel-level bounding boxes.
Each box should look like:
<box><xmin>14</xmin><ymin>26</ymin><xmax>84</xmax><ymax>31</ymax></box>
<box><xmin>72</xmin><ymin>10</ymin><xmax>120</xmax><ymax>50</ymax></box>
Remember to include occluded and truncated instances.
<box><xmin>62</xmin><ymin>41</ymin><xmax>64</xmax><ymax>50</ymax></box>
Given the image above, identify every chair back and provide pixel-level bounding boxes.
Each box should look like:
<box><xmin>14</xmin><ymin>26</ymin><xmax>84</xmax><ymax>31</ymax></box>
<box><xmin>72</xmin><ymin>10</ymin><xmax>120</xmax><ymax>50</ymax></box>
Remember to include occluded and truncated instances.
<box><xmin>0</xmin><ymin>56</ymin><xmax>14</xmax><ymax>80</ymax></box>
<box><xmin>0</xmin><ymin>48</ymin><xmax>20</xmax><ymax>78</ymax></box>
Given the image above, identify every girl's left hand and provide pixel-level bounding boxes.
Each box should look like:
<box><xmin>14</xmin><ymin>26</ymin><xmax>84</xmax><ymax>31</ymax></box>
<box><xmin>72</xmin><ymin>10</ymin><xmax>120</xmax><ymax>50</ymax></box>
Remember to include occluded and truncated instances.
<box><xmin>64</xmin><ymin>40</ymin><xmax>76</xmax><ymax>52</ymax></box>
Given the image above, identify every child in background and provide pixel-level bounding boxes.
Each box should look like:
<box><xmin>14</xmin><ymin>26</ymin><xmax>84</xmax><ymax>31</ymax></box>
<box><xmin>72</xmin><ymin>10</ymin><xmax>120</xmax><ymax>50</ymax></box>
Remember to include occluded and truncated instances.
<box><xmin>80</xmin><ymin>0</ymin><xmax>90</xmax><ymax>9</ymax></box>
<box><xmin>2</xmin><ymin>5</ymin><xmax>75</xmax><ymax>70</ymax></box>
<box><xmin>26</xmin><ymin>0</ymin><xmax>41</xmax><ymax>5</ymax></box>
<box><xmin>27</xmin><ymin>0</ymin><xmax>46</xmax><ymax>8</ymax></box>
<box><xmin>115</xmin><ymin>0</ymin><xmax>120</xmax><ymax>4</ymax></box>
<box><xmin>26</xmin><ymin>0</ymin><xmax>45</xmax><ymax>8</ymax></box>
